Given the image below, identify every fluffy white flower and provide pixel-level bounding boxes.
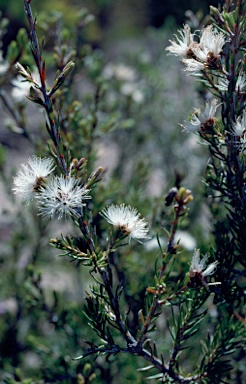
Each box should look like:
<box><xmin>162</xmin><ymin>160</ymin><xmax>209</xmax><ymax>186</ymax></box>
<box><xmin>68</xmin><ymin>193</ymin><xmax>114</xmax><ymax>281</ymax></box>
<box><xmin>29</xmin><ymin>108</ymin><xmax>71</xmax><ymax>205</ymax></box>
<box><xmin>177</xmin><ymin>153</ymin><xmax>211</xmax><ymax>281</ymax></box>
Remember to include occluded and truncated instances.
<box><xmin>195</xmin><ymin>25</ymin><xmax>225</xmax><ymax>59</ymax></box>
<box><xmin>233</xmin><ymin>111</ymin><xmax>246</xmax><ymax>136</ymax></box>
<box><xmin>236</xmin><ymin>71</ymin><xmax>246</xmax><ymax>93</ymax></box>
<box><xmin>37</xmin><ymin>176</ymin><xmax>91</xmax><ymax>219</ymax></box>
<box><xmin>182</xmin><ymin>25</ymin><xmax>226</xmax><ymax>72</ymax></box>
<box><xmin>182</xmin><ymin>99</ymin><xmax>219</xmax><ymax>132</ymax></box>
<box><xmin>166</xmin><ymin>24</ymin><xmax>195</xmax><ymax>58</ymax></box>
<box><xmin>13</xmin><ymin>156</ymin><xmax>55</xmax><ymax>203</ymax></box>
<box><xmin>190</xmin><ymin>249</ymin><xmax>218</xmax><ymax>277</ymax></box>
<box><xmin>100</xmin><ymin>204</ymin><xmax>149</xmax><ymax>241</ymax></box>
<box><xmin>182</xmin><ymin>58</ymin><xmax>205</xmax><ymax>72</ymax></box>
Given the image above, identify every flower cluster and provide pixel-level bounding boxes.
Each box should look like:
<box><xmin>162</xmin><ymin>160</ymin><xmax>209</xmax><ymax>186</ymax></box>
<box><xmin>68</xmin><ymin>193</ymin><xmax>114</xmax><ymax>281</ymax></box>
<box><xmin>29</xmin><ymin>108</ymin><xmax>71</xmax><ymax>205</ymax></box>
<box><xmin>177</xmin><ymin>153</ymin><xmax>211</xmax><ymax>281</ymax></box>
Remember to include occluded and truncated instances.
<box><xmin>167</xmin><ymin>24</ymin><xmax>226</xmax><ymax>72</ymax></box>
<box><xmin>13</xmin><ymin>156</ymin><xmax>91</xmax><ymax>219</ymax></box>
<box><xmin>100</xmin><ymin>204</ymin><xmax>149</xmax><ymax>242</ymax></box>
<box><xmin>13</xmin><ymin>158</ymin><xmax>149</xmax><ymax>230</ymax></box>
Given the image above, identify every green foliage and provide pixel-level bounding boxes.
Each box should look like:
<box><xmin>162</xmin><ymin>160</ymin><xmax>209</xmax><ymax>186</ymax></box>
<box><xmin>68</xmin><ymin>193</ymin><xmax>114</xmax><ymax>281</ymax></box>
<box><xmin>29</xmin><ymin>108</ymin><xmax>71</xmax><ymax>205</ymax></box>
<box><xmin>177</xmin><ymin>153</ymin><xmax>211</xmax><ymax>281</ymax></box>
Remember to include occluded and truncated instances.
<box><xmin>0</xmin><ymin>0</ymin><xmax>245</xmax><ymax>383</ymax></box>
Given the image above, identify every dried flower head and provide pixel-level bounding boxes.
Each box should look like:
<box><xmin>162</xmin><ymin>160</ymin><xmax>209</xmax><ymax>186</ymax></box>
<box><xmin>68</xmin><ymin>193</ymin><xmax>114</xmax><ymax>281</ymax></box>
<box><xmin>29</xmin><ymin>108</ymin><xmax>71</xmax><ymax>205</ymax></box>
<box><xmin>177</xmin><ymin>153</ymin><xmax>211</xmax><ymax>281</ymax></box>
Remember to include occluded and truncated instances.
<box><xmin>100</xmin><ymin>204</ymin><xmax>149</xmax><ymax>242</ymax></box>
<box><xmin>13</xmin><ymin>156</ymin><xmax>55</xmax><ymax>203</ymax></box>
<box><xmin>189</xmin><ymin>249</ymin><xmax>219</xmax><ymax>287</ymax></box>
<box><xmin>37</xmin><ymin>176</ymin><xmax>91</xmax><ymax>219</ymax></box>
<box><xmin>166</xmin><ymin>24</ymin><xmax>196</xmax><ymax>58</ymax></box>
<box><xmin>182</xmin><ymin>99</ymin><xmax>219</xmax><ymax>132</ymax></box>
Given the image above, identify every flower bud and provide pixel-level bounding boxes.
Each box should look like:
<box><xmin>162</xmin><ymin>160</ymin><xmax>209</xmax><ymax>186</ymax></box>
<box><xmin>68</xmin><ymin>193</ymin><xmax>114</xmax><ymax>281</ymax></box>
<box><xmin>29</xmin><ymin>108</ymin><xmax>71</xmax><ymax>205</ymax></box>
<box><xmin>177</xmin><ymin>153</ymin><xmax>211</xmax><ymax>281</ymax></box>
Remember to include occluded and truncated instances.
<box><xmin>61</xmin><ymin>61</ymin><xmax>75</xmax><ymax>78</ymax></box>
<box><xmin>77</xmin><ymin>373</ymin><xmax>85</xmax><ymax>384</ymax></box>
<box><xmin>83</xmin><ymin>363</ymin><xmax>92</xmax><ymax>377</ymax></box>
<box><xmin>50</xmin><ymin>61</ymin><xmax>75</xmax><ymax>96</ymax></box>
<box><xmin>15</xmin><ymin>62</ymin><xmax>30</xmax><ymax>79</ymax></box>
<box><xmin>177</xmin><ymin>187</ymin><xmax>187</xmax><ymax>201</ymax></box>
<box><xmin>86</xmin><ymin>167</ymin><xmax>104</xmax><ymax>188</ymax></box>
<box><xmin>210</xmin><ymin>6</ymin><xmax>224</xmax><ymax>24</ymax></box>
<box><xmin>28</xmin><ymin>86</ymin><xmax>44</xmax><ymax>105</ymax></box>
<box><xmin>165</xmin><ymin>187</ymin><xmax>178</xmax><ymax>206</ymax></box>
<box><xmin>184</xmin><ymin>194</ymin><xmax>194</xmax><ymax>204</ymax></box>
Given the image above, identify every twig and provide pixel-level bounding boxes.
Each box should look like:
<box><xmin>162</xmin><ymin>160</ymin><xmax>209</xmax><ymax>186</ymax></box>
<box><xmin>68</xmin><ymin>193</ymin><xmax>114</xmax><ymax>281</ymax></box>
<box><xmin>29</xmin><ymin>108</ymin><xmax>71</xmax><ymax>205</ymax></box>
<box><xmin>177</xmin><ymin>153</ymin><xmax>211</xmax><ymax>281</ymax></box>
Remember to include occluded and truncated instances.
<box><xmin>24</xmin><ymin>0</ymin><xmax>68</xmax><ymax>175</ymax></box>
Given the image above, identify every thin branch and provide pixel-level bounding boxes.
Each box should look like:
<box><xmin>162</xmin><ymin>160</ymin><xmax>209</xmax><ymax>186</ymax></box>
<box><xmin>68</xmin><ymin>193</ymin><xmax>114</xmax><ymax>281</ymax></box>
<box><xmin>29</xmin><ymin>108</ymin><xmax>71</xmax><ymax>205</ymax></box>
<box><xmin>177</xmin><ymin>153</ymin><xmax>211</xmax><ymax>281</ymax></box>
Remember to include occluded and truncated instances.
<box><xmin>24</xmin><ymin>0</ymin><xmax>68</xmax><ymax>175</ymax></box>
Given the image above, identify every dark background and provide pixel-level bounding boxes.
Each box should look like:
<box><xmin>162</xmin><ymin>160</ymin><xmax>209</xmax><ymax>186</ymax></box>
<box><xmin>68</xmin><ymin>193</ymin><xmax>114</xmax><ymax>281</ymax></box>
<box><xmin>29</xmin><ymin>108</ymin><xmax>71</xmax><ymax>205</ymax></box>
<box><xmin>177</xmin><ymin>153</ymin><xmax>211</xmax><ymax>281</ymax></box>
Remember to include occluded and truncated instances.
<box><xmin>1</xmin><ymin>0</ymin><xmax>223</xmax><ymax>52</ymax></box>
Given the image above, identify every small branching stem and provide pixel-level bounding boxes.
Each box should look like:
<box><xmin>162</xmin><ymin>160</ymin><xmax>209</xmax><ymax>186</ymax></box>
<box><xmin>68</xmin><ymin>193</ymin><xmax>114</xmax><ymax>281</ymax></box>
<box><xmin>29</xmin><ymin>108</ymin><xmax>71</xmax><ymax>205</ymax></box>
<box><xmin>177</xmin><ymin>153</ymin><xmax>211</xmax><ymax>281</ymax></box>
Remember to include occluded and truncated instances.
<box><xmin>24</xmin><ymin>0</ymin><xmax>68</xmax><ymax>175</ymax></box>
<box><xmin>167</xmin><ymin>200</ymin><xmax>184</xmax><ymax>253</ymax></box>
<box><xmin>77</xmin><ymin>215</ymin><xmax>198</xmax><ymax>382</ymax></box>
<box><xmin>137</xmin><ymin>201</ymin><xmax>184</xmax><ymax>346</ymax></box>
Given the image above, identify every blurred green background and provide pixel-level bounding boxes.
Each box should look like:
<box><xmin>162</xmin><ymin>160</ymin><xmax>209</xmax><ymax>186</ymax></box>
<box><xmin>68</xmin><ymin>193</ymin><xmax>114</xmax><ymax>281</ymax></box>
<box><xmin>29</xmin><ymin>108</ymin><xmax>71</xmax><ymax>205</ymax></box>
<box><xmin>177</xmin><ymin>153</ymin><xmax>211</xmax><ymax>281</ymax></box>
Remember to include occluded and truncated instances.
<box><xmin>0</xmin><ymin>0</ymin><xmax>230</xmax><ymax>383</ymax></box>
<box><xmin>1</xmin><ymin>0</ymin><xmax>223</xmax><ymax>51</ymax></box>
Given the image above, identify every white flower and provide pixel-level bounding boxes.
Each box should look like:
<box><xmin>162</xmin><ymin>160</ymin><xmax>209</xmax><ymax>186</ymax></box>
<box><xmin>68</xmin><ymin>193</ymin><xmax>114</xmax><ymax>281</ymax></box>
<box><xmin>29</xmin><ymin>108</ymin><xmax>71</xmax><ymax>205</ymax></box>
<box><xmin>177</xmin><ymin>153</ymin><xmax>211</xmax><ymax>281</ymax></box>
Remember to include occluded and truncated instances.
<box><xmin>100</xmin><ymin>204</ymin><xmax>149</xmax><ymax>241</ymax></box>
<box><xmin>182</xmin><ymin>99</ymin><xmax>219</xmax><ymax>132</ymax></box>
<box><xmin>190</xmin><ymin>249</ymin><xmax>218</xmax><ymax>277</ymax></box>
<box><xmin>182</xmin><ymin>25</ymin><xmax>226</xmax><ymax>71</ymax></box>
<box><xmin>195</xmin><ymin>25</ymin><xmax>225</xmax><ymax>59</ymax></box>
<box><xmin>37</xmin><ymin>176</ymin><xmax>91</xmax><ymax>219</ymax></box>
<box><xmin>217</xmin><ymin>71</ymin><xmax>246</xmax><ymax>93</ymax></box>
<box><xmin>13</xmin><ymin>156</ymin><xmax>55</xmax><ymax>203</ymax></box>
<box><xmin>182</xmin><ymin>58</ymin><xmax>205</xmax><ymax>72</ymax></box>
<box><xmin>217</xmin><ymin>75</ymin><xmax>229</xmax><ymax>91</ymax></box>
<box><xmin>166</xmin><ymin>24</ymin><xmax>195</xmax><ymax>58</ymax></box>
<box><xmin>236</xmin><ymin>70</ymin><xmax>246</xmax><ymax>93</ymax></box>
<box><xmin>233</xmin><ymin>111</ymin><xmax>246</xmax><ymax>136</ymax></box>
